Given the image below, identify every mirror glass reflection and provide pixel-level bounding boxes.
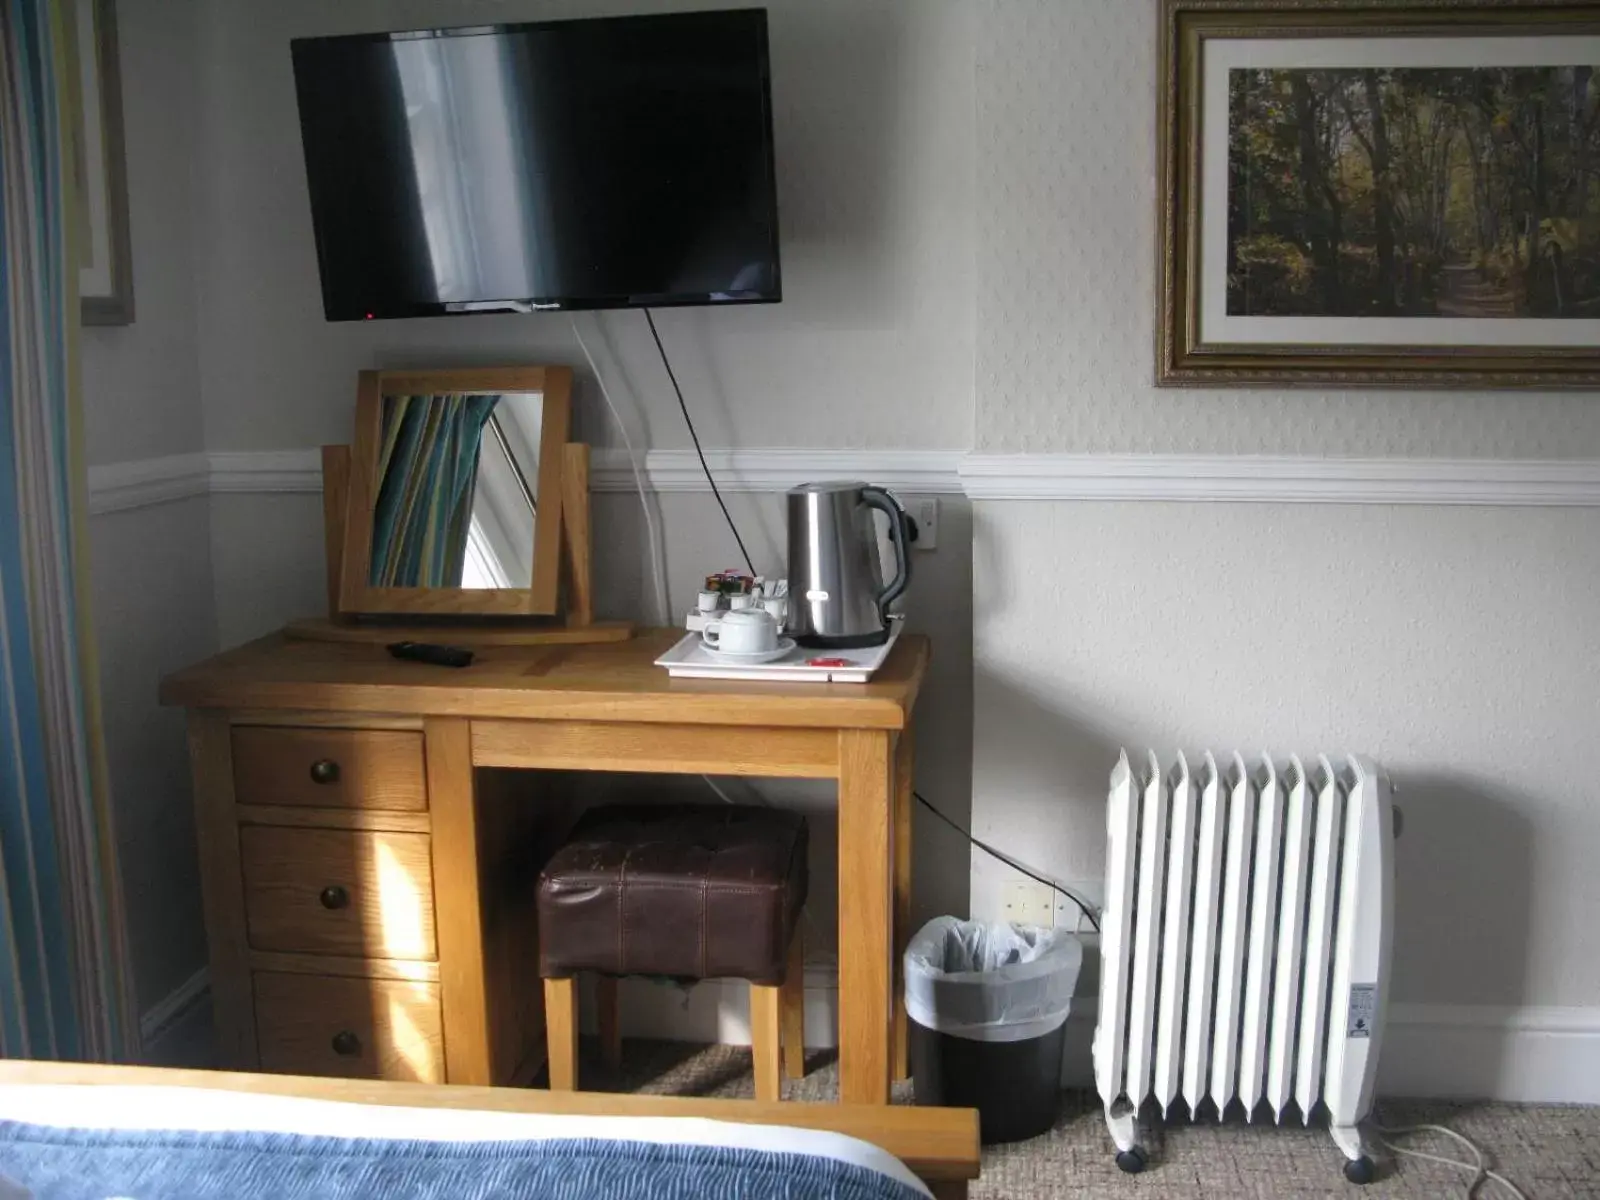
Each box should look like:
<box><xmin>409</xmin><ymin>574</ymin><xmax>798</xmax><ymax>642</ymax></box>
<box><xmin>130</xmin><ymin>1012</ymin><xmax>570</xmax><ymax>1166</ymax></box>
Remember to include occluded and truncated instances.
<box><xmin>368</xmin><ymin>391</ymin><xmax>544</xmax><ymax>589</ymax></box>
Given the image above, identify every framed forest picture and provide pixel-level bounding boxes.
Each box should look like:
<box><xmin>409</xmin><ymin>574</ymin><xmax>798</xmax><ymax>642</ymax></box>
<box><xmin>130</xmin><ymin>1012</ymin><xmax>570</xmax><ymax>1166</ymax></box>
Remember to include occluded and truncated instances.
<box><xmin>1158</xmin><ymin>0</ymin><xmax>1600</xmax><ymax>387</ymax></box>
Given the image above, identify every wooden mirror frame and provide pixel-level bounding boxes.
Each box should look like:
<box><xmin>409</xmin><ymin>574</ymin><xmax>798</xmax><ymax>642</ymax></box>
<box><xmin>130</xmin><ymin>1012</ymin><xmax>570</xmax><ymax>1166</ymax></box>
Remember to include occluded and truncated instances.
<box><xmin>338</xmin><ymin>366</ymin><xmax>572</xmax><ymax>617</ymax></box>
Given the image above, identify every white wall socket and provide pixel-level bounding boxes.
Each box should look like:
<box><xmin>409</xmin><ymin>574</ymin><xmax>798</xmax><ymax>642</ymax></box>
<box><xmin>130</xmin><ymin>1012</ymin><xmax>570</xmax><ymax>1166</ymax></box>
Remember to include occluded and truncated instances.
<box><xmin>1003</xmin><ymin>880</ymin><xmax>1055</xmax><ymax>928</ymax></box>
<box><xmin>912</xmin><ymin>498</ymin><xmax>938</xmax><ymax>551</ymax></box>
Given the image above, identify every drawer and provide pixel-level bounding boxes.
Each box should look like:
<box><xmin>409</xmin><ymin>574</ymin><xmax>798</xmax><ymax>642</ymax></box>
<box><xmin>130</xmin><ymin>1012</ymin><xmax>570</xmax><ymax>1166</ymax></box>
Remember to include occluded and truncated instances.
<box><xmin>240</xmin><ymin>826</ymin><xmax>436</xmax><ymax>960</ymax></box>
<box><xmin>232</xmin><ymin>727</ymin><xmax>427</xmax><ymax>812</ymax></box>
<box><xmin>254</xmin><ymin>971</ymin><xmax>443</xmax><ymax>1082</ymax></box>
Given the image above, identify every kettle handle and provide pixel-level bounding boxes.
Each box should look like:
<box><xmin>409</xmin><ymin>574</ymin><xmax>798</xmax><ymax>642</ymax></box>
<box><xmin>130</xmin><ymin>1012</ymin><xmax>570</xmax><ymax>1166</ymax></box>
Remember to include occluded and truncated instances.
<box><xmin>860</xmin><ymin>487</ymin><xmax>912</xmax><ymax>619</ymax></box>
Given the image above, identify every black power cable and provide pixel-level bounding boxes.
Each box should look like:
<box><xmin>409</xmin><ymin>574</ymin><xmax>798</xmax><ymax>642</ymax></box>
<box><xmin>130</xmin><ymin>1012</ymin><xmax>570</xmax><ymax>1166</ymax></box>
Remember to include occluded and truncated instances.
<box><xmin>644</xmin><ymin>308</ymin><xmax>757</xmax><ymax>577</ymax></box>
<box><xmin>914</xmin><ymin>791</ymin><xmax>1101</xmax><ymax>932</ymax></box>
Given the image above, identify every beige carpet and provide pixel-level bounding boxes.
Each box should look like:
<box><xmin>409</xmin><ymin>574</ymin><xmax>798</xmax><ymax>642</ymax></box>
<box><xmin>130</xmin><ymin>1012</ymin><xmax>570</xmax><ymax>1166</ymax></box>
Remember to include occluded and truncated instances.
<box><xmin>573</xmin><ymin>1037</ymin><xmax>1599</xmax><ymax>1198</ymax></box>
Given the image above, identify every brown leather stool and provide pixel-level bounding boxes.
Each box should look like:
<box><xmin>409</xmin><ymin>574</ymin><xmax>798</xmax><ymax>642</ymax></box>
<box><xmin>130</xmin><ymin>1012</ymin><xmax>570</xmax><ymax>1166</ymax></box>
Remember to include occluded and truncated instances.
<box><xmin>537</xmin><ymin>804</ymin><xmax>809</xmax><ymax>1101</ymax></box>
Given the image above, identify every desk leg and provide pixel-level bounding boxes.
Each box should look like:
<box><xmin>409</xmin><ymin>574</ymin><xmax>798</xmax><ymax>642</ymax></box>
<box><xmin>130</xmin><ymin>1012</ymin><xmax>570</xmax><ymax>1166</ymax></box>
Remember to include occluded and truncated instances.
<box><xmin>426</xmin><ymin>717</ymin><xmax>493</xmax><ymax>1085</ymax></box>
<box><xmin>838</xmin><ymin>729</ymin><xmax>893</xmax><ymax>1105</ymax></box>
<box><xmin>186</xmin><ymin>711</ymin><xmax>258</xmax><ymax>1070</ymax></box>
<box><xmin>892</xmin><ymin>726</ymin><xmax>914</xmax><ymax>1084</ymax></box>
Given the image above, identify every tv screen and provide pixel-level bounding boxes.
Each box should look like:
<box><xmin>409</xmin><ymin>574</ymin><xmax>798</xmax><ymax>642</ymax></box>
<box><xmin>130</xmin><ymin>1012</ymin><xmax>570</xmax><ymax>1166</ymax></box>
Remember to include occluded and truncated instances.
<box><xmin>290</xmin><ymin>10</ymin><xmax>781</xmax><ymax>321</ymax></box>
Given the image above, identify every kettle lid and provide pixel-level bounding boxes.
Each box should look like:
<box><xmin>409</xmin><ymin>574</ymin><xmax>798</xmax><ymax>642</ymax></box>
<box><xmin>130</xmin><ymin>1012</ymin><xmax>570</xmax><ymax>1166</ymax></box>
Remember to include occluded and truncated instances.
<box><xmin>787</xmin><ymin>479</ymin><xmax>869</xmax><ymax>496</ymax></box>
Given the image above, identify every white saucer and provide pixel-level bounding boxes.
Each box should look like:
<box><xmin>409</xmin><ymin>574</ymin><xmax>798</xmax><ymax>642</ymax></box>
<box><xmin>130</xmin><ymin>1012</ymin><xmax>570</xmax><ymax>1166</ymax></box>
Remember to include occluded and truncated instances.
<box><xmin>698</xmin><ymin>638</ymin><xmax>797</xmax><ymax>664</ymax></box>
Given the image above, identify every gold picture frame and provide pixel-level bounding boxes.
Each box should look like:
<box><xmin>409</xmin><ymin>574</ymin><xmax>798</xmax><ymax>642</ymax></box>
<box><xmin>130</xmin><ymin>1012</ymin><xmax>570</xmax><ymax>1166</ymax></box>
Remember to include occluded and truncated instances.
<box><xmin>1158</xmin><ymin>0</ymin><xmax>1600</xmax><ymax>388</ymax></box>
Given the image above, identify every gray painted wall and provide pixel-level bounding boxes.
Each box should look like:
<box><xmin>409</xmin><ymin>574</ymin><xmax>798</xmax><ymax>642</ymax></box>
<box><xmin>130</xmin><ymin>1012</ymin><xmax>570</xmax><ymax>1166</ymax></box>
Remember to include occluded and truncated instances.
<box><xmin>81</xmin><ymin>0</ymin><xmax>214</xmax><ymax>1018</ymax></box>
<box><xmin>191</xmin><ymin>0</ymin><xmax>975</xmax><ymax>457</ymax></box>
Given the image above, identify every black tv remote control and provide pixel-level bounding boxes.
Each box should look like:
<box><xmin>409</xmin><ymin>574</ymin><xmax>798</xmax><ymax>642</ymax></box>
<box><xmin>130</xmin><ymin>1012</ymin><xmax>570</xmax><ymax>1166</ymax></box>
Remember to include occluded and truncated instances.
<box><xmin>387</xmin><ymin>641</ymin><xmax>475</xmax><ymax>668</ymax></box>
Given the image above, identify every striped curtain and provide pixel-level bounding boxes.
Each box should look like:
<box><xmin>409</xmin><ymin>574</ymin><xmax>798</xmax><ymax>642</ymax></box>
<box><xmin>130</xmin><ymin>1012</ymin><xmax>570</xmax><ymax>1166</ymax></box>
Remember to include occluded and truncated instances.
<box><xmin>0</xmin><ymin>1</ymin><xmax>139</xmax><ymax>1059</ymax></box>
<box><xmin>369</xmin><ymin>393</ymin><xmax>500</xmax><ymax>588</ymax></box>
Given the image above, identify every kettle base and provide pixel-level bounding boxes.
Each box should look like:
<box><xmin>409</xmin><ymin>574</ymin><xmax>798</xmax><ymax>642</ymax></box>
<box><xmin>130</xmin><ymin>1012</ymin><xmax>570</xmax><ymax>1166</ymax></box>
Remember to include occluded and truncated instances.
<box><xmin>795</xmin><ymin>629</ymin><xmax>891</xmax><ymax>650</ymax></box>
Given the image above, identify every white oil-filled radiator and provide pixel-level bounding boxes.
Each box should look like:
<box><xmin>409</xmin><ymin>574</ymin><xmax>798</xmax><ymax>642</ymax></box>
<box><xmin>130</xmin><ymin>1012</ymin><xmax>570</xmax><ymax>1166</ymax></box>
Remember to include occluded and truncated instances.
<box><xmin>1094</xmin><ymin>751</ymin><xmax>1394</xmax><ymax>1184</ymax></box>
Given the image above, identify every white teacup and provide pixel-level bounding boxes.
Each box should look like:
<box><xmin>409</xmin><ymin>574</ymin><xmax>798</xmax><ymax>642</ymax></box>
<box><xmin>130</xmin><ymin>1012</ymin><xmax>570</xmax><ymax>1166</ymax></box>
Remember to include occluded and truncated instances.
<box><xmin>696</xmin><ymin>589</ymin><xmax>721</xmax><ymax>613</ymax></box>
<box><xmin>702</xmin><ymin>608</ymin><xmax>780</xmax><ymax>655</ymax></box>
<box><xmin>728</xmin><ymin>593</ymin><xmax>756</xmax><ymax>611</ymax></box>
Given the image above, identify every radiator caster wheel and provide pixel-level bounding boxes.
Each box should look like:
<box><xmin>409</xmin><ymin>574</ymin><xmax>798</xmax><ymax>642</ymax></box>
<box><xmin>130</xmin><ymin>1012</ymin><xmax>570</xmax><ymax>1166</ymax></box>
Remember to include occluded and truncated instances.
<box><xmin>1115</xmin><ymin>1147</ymin><xmax>1147</xmax><ymax>1174</ymax></box>
<box><xmin>1343</xmin><ymin>1155</ymin><xmax>1376</xmax><ymax>1185</ymax></box>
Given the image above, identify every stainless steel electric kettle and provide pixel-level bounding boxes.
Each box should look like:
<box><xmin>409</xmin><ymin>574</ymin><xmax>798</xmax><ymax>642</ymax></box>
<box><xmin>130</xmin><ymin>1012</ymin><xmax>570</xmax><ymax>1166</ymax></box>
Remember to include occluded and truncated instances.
<box><xmin>785</xmin><ymin>481</ymin><xmax>911</xmax><ymax>648</ymax></box>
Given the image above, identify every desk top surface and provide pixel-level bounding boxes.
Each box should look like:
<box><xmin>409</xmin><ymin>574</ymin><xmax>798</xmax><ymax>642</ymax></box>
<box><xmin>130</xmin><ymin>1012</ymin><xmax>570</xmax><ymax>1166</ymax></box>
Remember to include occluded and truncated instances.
<box><xmin>160</xmin><ymin>629</ymin><xmax>930</xmax><ymax>731</ymax></box>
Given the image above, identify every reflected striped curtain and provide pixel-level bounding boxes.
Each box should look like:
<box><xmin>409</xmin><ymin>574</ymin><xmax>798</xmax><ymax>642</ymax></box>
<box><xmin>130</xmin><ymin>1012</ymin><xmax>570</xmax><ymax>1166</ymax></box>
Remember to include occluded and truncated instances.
<box><xmin>0</xmin><ymin>0</ymin><xmax>138</xmax><ymax>1059</ymax></box>
<box><xmin>369</xmin><ymin>393</ymin><xmax>500</xmax><ymax>588</ymax></box>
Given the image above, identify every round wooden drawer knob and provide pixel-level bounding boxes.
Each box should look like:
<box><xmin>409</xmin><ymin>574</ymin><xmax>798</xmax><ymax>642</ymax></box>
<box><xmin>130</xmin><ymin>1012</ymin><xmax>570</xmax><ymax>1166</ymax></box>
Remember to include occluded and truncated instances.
<box><xmin>309</xmin><ymin>759</ymin><xmax>340</xmax><ymax>785</ymax></box>
<box><xmin>331</xmin><ymin>1030</ymin><xmax>361</xmax><ymax>1057</ymax></box>
<box><xmin>319</xmin><ymin>885</ymin><xmax>350</xmax><ymax>911</ymax></box>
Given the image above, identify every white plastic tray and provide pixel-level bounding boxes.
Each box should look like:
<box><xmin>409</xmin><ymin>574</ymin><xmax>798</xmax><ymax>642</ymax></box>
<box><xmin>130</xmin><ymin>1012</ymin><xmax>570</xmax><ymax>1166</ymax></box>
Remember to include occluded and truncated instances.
<box><xmin>655</xmin><ymin>622</ymin><xmax>902</xmax><ymax>683</ymax></box>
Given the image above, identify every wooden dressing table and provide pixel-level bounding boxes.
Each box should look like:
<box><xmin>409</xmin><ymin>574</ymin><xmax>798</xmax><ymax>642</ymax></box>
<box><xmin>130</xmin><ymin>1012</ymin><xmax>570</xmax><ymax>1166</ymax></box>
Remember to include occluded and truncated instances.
<box><xmin>161</xmin><ymin>629</ymin><xmax>928</xmax><ymax>1106</ymax></box>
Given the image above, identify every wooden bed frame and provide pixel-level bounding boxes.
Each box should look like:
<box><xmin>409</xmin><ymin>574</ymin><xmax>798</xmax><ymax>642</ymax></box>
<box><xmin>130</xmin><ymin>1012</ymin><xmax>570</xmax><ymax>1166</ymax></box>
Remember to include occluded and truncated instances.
<box><xmin>0</xmin><ymin>1061</ymin><xmax>981</xmax><ymax>1199</ymax></box>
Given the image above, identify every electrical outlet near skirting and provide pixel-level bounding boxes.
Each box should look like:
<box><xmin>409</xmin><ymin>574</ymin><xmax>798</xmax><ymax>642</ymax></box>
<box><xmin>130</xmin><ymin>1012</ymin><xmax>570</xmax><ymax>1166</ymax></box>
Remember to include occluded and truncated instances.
<box><xmin>1053</xmin><ymin>879</ymin><xmax>1106</xmax><ymax>933</ymax></box>
<box><xmin>1003</xmin><ymin>880</ymin><xmax>1054</xmax><ymax>928</ymax></box>
<box><xmin>911</xmin><ymin>498</ymin><xmax>938</xmax><ymax>551</ymax></box>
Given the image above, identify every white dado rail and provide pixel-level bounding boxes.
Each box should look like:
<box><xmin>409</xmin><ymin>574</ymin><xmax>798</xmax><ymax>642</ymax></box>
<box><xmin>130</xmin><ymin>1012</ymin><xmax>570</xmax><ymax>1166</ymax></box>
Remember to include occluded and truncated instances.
<box><xmin>87</xmin><ymin>448</ymin><xmax>1600</xmax><ymax>515</ymax></box>
<box><xmin>960</xmin><ymin>454</ymin><xmax>1600</xmax><ymax>505</ymax></box>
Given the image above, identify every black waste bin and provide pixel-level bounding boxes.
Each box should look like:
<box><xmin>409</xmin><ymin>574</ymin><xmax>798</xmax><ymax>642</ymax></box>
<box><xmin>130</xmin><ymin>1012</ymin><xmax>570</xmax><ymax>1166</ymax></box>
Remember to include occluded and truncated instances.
<box><xmin>905</xmin><ymin>918</ymin><xmax>1082</xmax><ymax>1145</ymax></box>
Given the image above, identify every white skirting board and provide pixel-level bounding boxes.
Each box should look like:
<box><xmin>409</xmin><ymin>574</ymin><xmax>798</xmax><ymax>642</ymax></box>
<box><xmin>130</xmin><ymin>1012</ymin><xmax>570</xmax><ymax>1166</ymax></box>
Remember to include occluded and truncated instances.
<box><xmin>139</xmin><ymin>968</ymin><xmax>216</xmax><ymax>1069</ymax></box>
<box><xmin>144</xmin><ymin>969</ymin><xmax>1599</xmax><ymax>1103</ymax></box>
<box><xmin>1377</xmin><ymin>1004</ymin><xmax>1600</xmax><ymax>1105</ymax></box>
<box><xmin>1054</xmin><ymin>997</ymin><xmax>1600</xmax><ymax>1105</ymax></box>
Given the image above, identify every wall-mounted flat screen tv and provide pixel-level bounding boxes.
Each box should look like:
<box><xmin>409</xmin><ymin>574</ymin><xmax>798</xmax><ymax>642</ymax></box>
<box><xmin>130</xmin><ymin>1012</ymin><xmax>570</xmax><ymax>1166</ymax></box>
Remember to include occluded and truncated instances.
<box><xmin>291</xmin><ymin>9</ymin><xmax>781</xmax><ymax>321</ymax></box>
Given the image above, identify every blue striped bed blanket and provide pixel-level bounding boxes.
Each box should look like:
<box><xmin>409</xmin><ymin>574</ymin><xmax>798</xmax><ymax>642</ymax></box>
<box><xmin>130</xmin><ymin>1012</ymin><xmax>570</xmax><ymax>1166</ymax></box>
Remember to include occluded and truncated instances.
<box><xmin>0</xmin><ymin>1123</ymin><xmax>929</xmax><ymax>1199</ymax></box>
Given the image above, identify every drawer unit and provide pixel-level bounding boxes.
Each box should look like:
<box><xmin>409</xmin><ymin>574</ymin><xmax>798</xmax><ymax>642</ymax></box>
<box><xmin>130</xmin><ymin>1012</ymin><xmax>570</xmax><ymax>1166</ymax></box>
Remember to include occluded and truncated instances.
<box><xmin>179</xmin><ymin>708</ymin><xmax>565</xmax><ymax>1086</ymax></box>
<box><xmin>232</xmin><ymin>726</ymin><xmax>427</xmax><ymax>812</ymax></box>
<box><xmin>254</xmin><ymin>971</ymin><xmax>444</xmax><ymax>1082</ymax></box>
<box><xmin>240</xmin><ymin>826</ymin><xmax>437</xmax><ymax>960</ymax></box>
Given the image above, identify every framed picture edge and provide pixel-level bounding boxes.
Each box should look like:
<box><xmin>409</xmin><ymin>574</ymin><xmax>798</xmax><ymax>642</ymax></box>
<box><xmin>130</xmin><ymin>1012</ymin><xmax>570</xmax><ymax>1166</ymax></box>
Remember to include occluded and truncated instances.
<box><xmin>1155</xmin><ymin>0</ymin><xmax>1600</xmax><ymax>389</ymax></box>
<box><xmin>80</xmin><ymin>0</ymin><xmax>135</xmax><ymax>327</ymax></box>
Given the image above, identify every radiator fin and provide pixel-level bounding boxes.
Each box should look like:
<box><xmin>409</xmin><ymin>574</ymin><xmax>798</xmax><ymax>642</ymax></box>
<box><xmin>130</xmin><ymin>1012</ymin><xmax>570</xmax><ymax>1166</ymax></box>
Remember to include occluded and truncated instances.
<box><xmin>1094</xmin><ymin>751</ymin><xmax>1139</xmax><ymax>1105</ymax></box>
<box><xmin>1267</xmin><ymin>756</ymin><xmax>1314</xmax><ymax>1119</ymax></box>
<box><xmin>1153</xmin><ymin>753</ymin><xmax>1195</xmax><ymax>1112</ymax></box>
<box><xmin>1294</xmin><ymin>757</ymin><xmax>1345</xmax><ymax>1118</ymax></box>
<box><xmin>1124</xmin><ymin>750</ymin><xmax>1169</xmax><ymax>1107</ymax></box>
<box><xmin>1238</xmin><ymin>756</ymin><xmax>1282</xmax><ymax>1119</ymax></box>
<box><xmin>1209</xmin><ymin>753</ymin><xmax>1255</xmax><ymax>1114</ymax></box>
<box><xmin>1180</xmin><ymin>752</ymin><xmax>1224</xmax><ymax>1113</ymax></box>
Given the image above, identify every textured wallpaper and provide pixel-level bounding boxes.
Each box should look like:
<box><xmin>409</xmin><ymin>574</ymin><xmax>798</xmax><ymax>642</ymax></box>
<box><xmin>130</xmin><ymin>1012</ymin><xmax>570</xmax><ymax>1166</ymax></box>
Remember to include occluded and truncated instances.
<box><xmin>974</xmin><ymin>0</ymin><xmax>1600</xmax><ymax>457</ymax></box>
<box><xmin>970</xmin><ymin>499</ymin><xmax>1600</xmax><ymax>1007</ymax></box>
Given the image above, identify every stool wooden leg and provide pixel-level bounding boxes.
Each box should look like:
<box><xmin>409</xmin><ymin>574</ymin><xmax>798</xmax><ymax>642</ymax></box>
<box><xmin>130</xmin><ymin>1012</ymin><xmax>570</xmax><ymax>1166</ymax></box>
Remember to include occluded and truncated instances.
<box><xmin>544</xmin><ymin>977</ymin><xmax>579</xmax><ymax>1091</ymax></box>
<box><xmin>750</xmin><ymin>981</ymin><xmax>782</xmax><ymax>1102</ymax></box>
<box><xmin>595</xmin><ymin>974</ymin><xmax>622</xmax><ymax>1071</ymax></box>
<box><xmin>781</xmin><ymin>931</ymin><xmax>806</xmax><ymax>1081</ymax></box>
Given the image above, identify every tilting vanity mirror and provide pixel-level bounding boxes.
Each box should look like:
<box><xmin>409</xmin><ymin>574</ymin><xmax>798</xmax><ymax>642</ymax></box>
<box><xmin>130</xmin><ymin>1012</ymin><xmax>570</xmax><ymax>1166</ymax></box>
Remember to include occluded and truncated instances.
<box><xmin>339</xmin><ymin>367</ymin><xmax>571</xmax><ymax>617</ymax></box>
<box><xmin>366</xmin><ymin>391</ymin><xmax>547</xmax><ymax>591</ymax></box>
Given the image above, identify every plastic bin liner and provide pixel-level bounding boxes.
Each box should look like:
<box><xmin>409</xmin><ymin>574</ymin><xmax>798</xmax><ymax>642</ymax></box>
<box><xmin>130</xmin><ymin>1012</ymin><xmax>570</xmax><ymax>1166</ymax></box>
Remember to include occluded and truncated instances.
<box><xmin>903</xmin><ymin>917</ymin><xmax>1082</xmax><ymax>1043</ymax></box>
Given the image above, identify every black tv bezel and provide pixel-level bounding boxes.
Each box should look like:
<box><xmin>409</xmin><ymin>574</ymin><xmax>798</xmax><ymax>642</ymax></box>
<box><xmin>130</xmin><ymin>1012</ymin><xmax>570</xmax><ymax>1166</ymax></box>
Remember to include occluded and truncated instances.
<box><xmin>290</xmin><ymin>9</ymin><xmax>782</xmax><ymax>322</ymax></box>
